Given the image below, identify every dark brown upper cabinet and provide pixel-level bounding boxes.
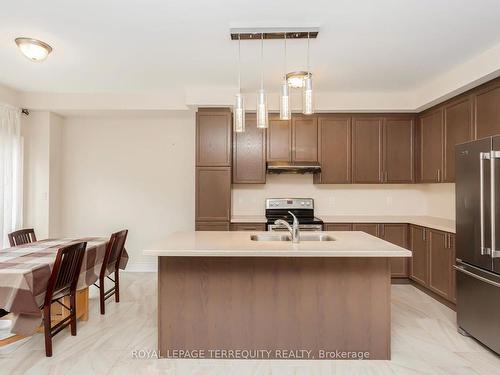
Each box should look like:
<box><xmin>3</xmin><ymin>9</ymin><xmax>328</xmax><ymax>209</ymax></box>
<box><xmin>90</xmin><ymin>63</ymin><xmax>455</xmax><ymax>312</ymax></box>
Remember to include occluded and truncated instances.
<box><xmin>267</xmin><ymin>114</ymin><xmax>318</xmax><ymax>163</ymax></box>
<box><xmin>443</xmin><ymin>97</ymin><xmax>473</xmax><ymax>182</ymax></box>
<box><xmin>474</xmin><ymin>81</ymin><xmax>500</xmax><ymax>140</ymax></box>
<box><xmin>267</xmin><ymin>114</ymin><xmax>292</xmax><ymax>162</ymax></box>
<box><xmin>416</xmin><ymin>109</ymin><xmax>444</xmax><ymax>183</ymax></box>
<box><xmin>383</xmin><ymin>117</ymin><xmax>414</xmax><ymax>183</ymax></box>
<box><xmin>232</xmin><ymin>114</ymin><xmax>266</xmax><ymax>184</ymax></box>
<box><xmin>352</xmin><ymin>117</ymin><xmax>383</xmax><ymax>183</ymax></box>
<box><xmin>196</xmin><ymin>108</ymin><xmax>232</xmax><ymax>167</ymax></box>
<box><xmin>314</xmin><ymin>116</ymin><xmax>351</xmax><ymax>184</ymax></box>
<box><xmin>292</xmin><ymin>115</ymin><xmax>319</xmax><ymax>162</ymax></box>
<box><xmin>195</xmin><ymin>166</ymin><xmax>231</xmax><ymax>222</ymax></box>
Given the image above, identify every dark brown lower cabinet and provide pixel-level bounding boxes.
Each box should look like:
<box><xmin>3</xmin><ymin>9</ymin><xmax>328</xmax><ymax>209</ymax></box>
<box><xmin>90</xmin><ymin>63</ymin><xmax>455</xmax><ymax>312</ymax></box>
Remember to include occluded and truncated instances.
<box><xmin>324</xmin><ymin>223</ymin><xmax>353</xmax><ymax>231</ymax></box>
<box><xmin>379</xmin><ymin>224</ymin><xmax>409</xmax><ymax>278</ymax></box>
<box><xmin>450</xmin><ymin>234</ymin><xmax>456</xmax><ymax>303</ymax></box>
<box><xmin>195</xmin><ymin>222</ymin><xmax>230</xmax><ymax>231</ymax></box>
<box><xmin>409</xmin><ymin>225</ymin><xmax>456</xmax><ymax>303</ymax></box>
<box><xmin>428</xmin><ymin>230</ymin><xmax>455</xmax><ymax>301</ymax></box>
<box><xmin>352</xmin><ymin>223</ymin><xmax>379</xmax><ymax>236</ymax></box>
<box><xmin>409</xmin><ymin>225</ymin><xmax>429</xmax><ymax>286</ymax></box>
<box><xmin>230</xmin><ymin>223</ymin><xmax>266</xmax><ymax>231</ymax></box>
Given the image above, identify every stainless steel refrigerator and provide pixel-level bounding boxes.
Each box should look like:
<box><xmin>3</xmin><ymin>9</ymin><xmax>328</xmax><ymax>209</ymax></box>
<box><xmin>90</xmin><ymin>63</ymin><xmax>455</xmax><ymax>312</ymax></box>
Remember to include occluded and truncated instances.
<box><xmin>456</xmin><ymin>136</ymin><xmax>500</xmax><ymax>353</ymax></box>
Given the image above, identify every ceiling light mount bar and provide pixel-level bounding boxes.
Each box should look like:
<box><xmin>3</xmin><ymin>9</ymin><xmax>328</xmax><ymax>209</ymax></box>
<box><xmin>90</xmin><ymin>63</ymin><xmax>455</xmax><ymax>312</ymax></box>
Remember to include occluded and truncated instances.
<box><xmin>230</xmin><ymin>27</ymin><xmax>319</xmax><ymax>40</ymax></box>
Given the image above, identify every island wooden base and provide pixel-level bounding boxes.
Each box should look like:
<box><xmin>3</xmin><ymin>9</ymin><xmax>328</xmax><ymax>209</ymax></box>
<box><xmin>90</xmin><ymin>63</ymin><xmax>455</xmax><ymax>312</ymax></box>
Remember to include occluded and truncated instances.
<box><xmin>158</xmin><ymin>257</ymin><xmax>391</xmax><ymax>360</ymax></box>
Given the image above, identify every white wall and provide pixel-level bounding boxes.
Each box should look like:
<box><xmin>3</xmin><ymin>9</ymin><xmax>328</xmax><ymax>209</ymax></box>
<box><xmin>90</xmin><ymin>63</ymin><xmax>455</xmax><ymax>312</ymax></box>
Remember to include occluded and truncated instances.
<box><xmin>48</xmin><ymin>113</ymin><xmax>63</xmax><ymax>237</ymax></box>
<box><xmin>419</xmin><ymin>183</ymin><xmax>455</xmax><ymax>219</ymax></box>
<box><xmin>21</xmin><ymin>111</ymin><xmax>51</xmax><ymax>238</ymax></box>
<box><xmin>0</xmin><ymin>83</ymin><xmax>20</xmax><ymax>107</ymax></box>
<box><xmin>232</xmin><ymin>174</ymin><xmax>455</xmax><ymax>219</ymax></box>
<box><xmin>59</xmin><ymin>112</ymin><xmax>195</xmax><ymax>270</ymax></box>
<box><xmin>21</xmin><ymin>111</ymin><xmax>64</xmax><ymax>238</ymax></box>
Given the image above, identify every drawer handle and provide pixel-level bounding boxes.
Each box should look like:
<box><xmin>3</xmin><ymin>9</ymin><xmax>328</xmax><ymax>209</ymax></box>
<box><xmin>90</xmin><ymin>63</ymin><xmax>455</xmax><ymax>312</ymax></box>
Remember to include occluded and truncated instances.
<box><xmin>453</xmin><ymin>265</ymin><xmax>500</xmax><ymax>288</ymax></box>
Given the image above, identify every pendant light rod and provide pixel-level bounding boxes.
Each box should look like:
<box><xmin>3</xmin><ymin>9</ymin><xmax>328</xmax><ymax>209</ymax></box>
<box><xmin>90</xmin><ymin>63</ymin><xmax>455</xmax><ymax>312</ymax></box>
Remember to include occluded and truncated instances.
<box><xmin>260</xmin><ymin>33</ymin><xmax>264</xmax><ymax>90</ymax></box>
<box><xmin>307</xmin><ymin>32</ymin><xmax>310</xmax><ymax>77</ymax></box>
<box><xmin>284</xmin><ymin>33</ymin><xmax>287</xmax><ymax>77</ymax></box>
<box><xmin>238</xmin><ymin>34</ymin><xmax>241</xmax><ymax>92</ymax></box>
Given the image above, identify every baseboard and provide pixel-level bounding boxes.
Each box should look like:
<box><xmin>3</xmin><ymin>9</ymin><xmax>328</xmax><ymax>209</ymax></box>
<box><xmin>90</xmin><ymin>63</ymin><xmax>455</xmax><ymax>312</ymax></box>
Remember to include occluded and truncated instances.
<box><xmin>409</xmin><ymin>280</ymin><xmax>456</xmax><ymax>311</ymax></box>
<box><xmin>123</xmin><ymin>261</ymin><xmax>157</xmax><ymax>273</ymax></box>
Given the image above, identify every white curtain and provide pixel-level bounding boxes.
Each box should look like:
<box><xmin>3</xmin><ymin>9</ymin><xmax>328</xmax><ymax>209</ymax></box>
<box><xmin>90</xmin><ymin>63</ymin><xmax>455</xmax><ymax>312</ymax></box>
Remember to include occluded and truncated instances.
<box><xmin>0</xmin><ymin>104</ymin><xmax>23</xmax><ymax>249</ymax></box>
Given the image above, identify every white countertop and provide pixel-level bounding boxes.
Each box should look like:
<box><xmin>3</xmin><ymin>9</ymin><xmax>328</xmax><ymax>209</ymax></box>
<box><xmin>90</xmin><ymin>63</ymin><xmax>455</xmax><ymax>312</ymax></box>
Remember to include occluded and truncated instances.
<box><xmin>143</xmin><ymin>231</ymin><xmax>412</xmax><ymax>258</ymax></box>
<box><xmin>230</xmin><ymin>215</ymin><xmax>455</xmax><ymax>233</ymax></box>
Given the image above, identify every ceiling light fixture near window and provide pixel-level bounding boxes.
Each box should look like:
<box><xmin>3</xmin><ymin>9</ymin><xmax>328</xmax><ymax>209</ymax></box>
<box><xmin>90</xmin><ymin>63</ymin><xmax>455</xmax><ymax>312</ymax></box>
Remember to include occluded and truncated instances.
<box><xmin>15</xmin><ymin>37</ymin><xmax>53</xmax><ymax>62</ymax></box>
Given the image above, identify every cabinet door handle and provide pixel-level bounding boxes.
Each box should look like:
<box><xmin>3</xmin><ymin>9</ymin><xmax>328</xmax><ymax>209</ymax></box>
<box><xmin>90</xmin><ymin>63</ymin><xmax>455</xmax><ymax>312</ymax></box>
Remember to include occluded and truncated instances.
<box><xmin>422</xmin><ymin>228</ymin><xmax>426</xmax><ymax>241</ymax></box>
<box><xmin>437</xmin><ymin>169</ymin><xmax>441</xmax><ymax>182</ymax></box>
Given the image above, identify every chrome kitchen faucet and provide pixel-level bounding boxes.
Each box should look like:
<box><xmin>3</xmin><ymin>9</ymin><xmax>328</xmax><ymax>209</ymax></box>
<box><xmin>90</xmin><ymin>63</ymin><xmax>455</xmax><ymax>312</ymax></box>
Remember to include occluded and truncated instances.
<box><xmin>274</xmin><ymin>211</ymin><xmax>300</xmax><ymax>243</ymax></box>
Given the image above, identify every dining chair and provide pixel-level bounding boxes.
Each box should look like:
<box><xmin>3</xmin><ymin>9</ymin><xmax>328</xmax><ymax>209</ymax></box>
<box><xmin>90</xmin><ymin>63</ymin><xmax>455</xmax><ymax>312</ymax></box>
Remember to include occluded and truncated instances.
<box><xmin>8</xmin><ymin>228</ymin><xmax>37</xmax><ymax>247</ymax></box>
<box><xmin>94</xmin><ymin>230</ymin><xmax>128</xmax><ymax>315</ymax></box>
<box><xmin>42</xmin><ymin>241</ymin><xmax>87</xmax><ymax>357</ymax></box>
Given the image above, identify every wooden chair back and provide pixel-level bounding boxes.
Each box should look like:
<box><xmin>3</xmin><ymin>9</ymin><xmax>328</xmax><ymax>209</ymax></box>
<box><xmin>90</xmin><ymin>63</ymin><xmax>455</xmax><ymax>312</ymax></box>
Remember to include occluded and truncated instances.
<box><xmin>100</xmin><ymin>230</ymin><xmax>128</xmax><ymax>277</ymax></box>
<box><xmin>8</xmin><ymin>229</ymin><xmax>37</xmax><ymax>247</ymax></box>
<box><xmin>44</xmin><ymin>242</ymin><xmax>87</xmax><ymax>307</ymax></box>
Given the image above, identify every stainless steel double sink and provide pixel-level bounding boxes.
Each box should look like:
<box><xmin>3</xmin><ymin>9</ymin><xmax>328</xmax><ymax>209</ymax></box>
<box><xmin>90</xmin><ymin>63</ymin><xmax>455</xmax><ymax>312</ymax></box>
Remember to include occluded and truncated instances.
<box><xmin>250</xmin><ymin>233</ymin><xmax>335</xmax><ymax>242</ymax></box>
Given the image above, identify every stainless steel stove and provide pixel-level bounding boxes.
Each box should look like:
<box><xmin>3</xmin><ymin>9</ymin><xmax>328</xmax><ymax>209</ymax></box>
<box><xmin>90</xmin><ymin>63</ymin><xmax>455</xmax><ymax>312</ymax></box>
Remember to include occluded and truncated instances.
<box><xmin>265</xmin><ymin>198</ymin><xmax>324</xmax><ymax>231</ymax></box>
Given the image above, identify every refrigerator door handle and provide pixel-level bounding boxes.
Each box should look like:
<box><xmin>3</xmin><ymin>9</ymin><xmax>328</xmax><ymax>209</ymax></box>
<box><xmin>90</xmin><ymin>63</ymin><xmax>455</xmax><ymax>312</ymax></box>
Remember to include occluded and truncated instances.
<box><xmin>491</xmin><ymin>151</ymin><xmax>500</xmax><ymax>258</ymax></box>
<box><xmin>480</xmin><ymin>152</ymin><xmax>491</xmax><ymax>255</ymax></box>
<box><xmin>454</xmin><ymin>265</ymin><xmax>500</xmax><ymax>288</ymax></box>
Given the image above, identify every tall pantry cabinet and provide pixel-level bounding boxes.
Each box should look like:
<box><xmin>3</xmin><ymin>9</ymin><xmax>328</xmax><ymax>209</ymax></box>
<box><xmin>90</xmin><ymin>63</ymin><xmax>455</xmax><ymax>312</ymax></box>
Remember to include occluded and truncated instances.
<box><xmin>195</xmin><ymin>108</ymin><xmax>232</xmax><ymax>230</ymax></box>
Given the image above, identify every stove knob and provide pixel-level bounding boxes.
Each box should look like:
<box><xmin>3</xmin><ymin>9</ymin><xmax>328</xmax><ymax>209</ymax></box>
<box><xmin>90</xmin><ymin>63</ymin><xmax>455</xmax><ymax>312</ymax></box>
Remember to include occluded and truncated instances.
<box><xmin>301</xmin><ymin>202</ymin><xmax>305</xmax><ymax>206</ymax></box>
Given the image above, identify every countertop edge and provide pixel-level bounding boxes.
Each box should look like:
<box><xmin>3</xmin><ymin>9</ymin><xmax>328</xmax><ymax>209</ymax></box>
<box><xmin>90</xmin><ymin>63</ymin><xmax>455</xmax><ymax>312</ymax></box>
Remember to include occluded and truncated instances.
<box><xmin>144</xmin><ymin>250</ymin><xmax>412</xmax><ymax>257</ymax></box>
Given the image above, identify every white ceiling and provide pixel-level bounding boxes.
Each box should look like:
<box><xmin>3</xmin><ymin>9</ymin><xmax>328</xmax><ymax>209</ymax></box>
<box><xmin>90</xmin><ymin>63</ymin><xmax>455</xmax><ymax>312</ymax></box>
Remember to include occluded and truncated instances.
<box><xmin>1</xmin><ymin>0</ymin><xmax>500</xmax><ymax>94</ymax></box>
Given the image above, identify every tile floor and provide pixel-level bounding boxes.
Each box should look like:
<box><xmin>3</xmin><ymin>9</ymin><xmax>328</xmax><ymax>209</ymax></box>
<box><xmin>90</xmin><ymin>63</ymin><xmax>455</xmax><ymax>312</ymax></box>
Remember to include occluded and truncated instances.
<box><xmin>1</xmin><ymin>273</ymin><xmax>500</xmax><ymax>375</ymax></box>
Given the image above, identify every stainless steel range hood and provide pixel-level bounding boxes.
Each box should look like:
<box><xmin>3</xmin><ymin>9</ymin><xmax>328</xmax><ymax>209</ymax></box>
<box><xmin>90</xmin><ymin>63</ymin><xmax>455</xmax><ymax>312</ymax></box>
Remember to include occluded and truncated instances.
<box><xmin>266</xmin><ymin>161</ymin><xmax>321</xmax><ymax>174</ymax></box>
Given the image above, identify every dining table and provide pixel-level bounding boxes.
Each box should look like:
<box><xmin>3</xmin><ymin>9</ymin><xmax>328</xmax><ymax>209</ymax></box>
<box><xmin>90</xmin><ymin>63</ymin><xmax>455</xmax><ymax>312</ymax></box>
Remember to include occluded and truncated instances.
<box><xmin>0</xmin><ymin>237</ymin><xmax>128</xmax><ymax>341</ymax></box>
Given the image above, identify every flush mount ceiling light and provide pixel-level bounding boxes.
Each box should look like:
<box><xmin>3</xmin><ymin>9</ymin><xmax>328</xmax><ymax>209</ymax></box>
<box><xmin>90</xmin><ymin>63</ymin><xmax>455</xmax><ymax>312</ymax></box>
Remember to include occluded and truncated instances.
<box><xmin>15</xmin><ymin>37</ymin><xmax>53</xmax><ymax>62</ymax></box>
<box><xmin>286</xmin><ymin>71</ymin><xmax>312</xmax><ymax>88</ymax></box>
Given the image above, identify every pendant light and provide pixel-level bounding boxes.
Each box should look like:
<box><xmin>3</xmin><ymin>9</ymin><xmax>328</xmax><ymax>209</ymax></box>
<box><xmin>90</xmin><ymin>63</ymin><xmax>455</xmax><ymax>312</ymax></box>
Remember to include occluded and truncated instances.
<box><xmin>234</xmin><ymin>35</ymin><xmax>245</xmax><ymax>132</ymax></box>
<box><xmin>256</xmin><ymin>34</ymin><xmax>268</xmax><ymax>129</ymax></box>
<box><xmin>302</xmin><ymin>33</ymin><xmax>314</xmax><ymax>115</ymax></box>
<box><xmin>279</xmin><ymin>34</ymin><xmax>291</xmax><ymax>120</ymax></box>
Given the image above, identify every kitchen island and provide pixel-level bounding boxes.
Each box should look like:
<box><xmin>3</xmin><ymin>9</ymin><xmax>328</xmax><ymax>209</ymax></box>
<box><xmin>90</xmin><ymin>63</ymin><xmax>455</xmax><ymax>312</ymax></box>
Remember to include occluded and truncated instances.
<box><xmin>143</xmin><ymin>231</ymin><xmax>411</xmax><ymax>360</ymax></box>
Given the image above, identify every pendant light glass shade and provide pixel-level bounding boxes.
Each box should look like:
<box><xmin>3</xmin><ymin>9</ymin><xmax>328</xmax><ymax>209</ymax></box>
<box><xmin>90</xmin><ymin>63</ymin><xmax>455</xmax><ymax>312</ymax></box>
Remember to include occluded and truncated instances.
<box><xmin>233</xmin><ymin>35</ymin><xmax>245</xmax><ymax>132</ymax></box>
<box><xmin>302</xmin><ymin>75</ymin><xmax>314</xmax><ymax>115</ymax></box>
<box><xmin>256</xmin><ymin>89</ymin><xmax>268</xmax><ymax>128</ymax></box>
<box><xmin>234</xmin><ymin>93</ymin><xmax>245</xmax><ymax>132</ymax></box>
<box><xmin>280</xmin><ymin>80</ymin><xmax>291</xmax><ymax>120</ymax></box>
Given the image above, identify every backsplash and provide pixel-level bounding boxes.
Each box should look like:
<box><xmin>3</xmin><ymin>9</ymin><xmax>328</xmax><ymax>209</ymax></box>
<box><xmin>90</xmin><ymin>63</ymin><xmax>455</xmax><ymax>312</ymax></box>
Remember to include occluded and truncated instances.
<box><xmin>232</xmin><ymin>174</ymin><xmax>455</xmax><ymax>219</ymax></box>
